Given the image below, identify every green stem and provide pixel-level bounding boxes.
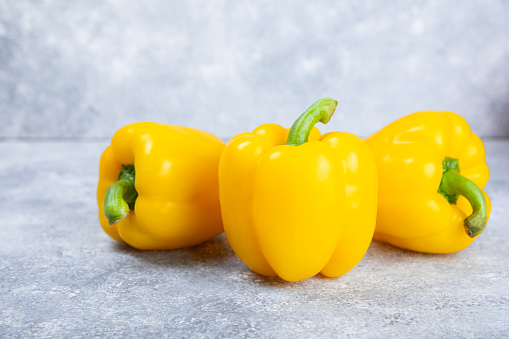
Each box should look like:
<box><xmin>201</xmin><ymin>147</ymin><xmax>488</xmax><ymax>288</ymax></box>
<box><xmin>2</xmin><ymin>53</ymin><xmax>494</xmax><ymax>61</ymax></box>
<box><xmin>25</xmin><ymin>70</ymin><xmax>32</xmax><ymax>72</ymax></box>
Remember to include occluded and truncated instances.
<box><xmin>439</xmin><ymin>169</ymin><xmax>487</xmax><ymax>238</ymax></box>
<box><xmin>285</xmin><ymin>98</ymin><xmax>338</xmax><ymax>146</ymax></box>
<box><xmin>104</xmin><ymin>165</ymin><xmax>138</xmax><ymax>225</ymax></box>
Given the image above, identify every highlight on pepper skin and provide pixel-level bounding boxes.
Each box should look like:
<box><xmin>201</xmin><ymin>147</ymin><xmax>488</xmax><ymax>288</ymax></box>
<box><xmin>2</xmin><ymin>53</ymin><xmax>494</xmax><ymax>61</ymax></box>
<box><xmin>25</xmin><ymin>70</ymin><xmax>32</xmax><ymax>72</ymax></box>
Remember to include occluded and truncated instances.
<box><xmin>97</xmin><ymin>122</ymin><xmax>225</xmax><ymax>250</ymax></box>
<box><xmin>219</xmin><ymin>98</ymin><xmax>378</xmax><ymax>282</ymax></box>
<box><xmin>365</xmin><ymin>111</ymin><xmax>491</xmax><ymax>254</ymax></box>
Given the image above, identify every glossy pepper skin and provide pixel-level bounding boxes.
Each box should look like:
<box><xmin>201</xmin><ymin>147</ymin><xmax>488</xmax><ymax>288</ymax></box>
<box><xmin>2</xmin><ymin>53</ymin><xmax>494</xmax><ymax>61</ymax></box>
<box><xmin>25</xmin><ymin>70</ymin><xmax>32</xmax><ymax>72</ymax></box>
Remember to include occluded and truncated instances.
<box><xmin>219</xmin><ymin>98</ymin><xmax>377</xmax><ymax>282</ymax></box>
<box><xmin>97</xmin><ymin>122</ymin><xmax>225</xmax><ymax>250</ymax></box>
<box><xmin>365</xmin><ymin>111</ymin><xmax>491</xmax><ymax>253</ymax></box>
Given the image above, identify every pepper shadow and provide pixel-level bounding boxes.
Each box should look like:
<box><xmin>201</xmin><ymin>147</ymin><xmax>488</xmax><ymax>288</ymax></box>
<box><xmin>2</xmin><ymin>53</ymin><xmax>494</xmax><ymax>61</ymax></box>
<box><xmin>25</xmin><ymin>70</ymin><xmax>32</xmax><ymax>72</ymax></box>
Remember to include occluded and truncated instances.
<box><xmin>246</xmin><ymin>240</ymin><xmax>462</xmax><ymax>287</ymax></box>
<box><xmin>360</xmin><ymin>240</ymin><xmax>464</xmax><ymax>269</ymax></box>
<box><xmin>244</xmin><ymin>271</ymin><xmax>296</xmax><ymax>288</ymax></box>
<box><xmin>110</xmin><ymin>233</ymin><xmax>239</xmax><ymax>269</ymax></box>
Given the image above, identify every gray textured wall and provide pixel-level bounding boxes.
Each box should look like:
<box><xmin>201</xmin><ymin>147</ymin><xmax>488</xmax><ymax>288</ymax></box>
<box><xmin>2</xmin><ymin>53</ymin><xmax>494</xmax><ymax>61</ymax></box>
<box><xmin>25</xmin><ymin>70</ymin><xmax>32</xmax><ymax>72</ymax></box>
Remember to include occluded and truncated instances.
<box><xmin>1</xmin><ymin>0</ymin><xmax>508</xmax><ymax>139</ymax></box>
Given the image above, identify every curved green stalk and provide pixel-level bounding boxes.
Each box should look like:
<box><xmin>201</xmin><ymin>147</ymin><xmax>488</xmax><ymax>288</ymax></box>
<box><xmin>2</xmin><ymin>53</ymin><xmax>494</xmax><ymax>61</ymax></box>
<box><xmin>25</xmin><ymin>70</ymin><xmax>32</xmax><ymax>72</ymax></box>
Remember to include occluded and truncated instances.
<box><xmin>439</xmin><ymin>168</ymin><xmax>487</xmax><ymax>238</ymax></box>
<box><xmin>285</xmin><ymin>98</ymin><xmax>338</xmax><ymax>146</ymax></box>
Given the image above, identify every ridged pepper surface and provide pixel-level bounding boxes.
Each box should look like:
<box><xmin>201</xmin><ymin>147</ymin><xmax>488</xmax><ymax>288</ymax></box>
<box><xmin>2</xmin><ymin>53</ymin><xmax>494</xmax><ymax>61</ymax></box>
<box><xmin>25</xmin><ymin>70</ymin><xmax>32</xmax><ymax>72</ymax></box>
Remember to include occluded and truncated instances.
<box><xmin>219</xmin><ymin>98</ymin><xmax>377</xmax><ymax>282</ymax></box>
<box><xmin>97</xmin><ymin>122</ymin><xmax>225</xmax><ymax>250</ymax></box>
<box><xmin>365</xmin><ymin>111</ymin><xmax>491</xmax><ymax>253</ymax></box>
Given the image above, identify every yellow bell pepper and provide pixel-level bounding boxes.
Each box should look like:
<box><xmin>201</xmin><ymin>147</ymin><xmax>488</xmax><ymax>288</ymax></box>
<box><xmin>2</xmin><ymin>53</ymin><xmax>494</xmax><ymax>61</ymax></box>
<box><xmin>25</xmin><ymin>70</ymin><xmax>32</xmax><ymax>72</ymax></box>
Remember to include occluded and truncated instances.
<box><xmin>219</xmin><ymin>98</ymin><xmax>378</xmax><ymax>282</ymax></box>
<box><xmin>365</xmin><ymin>111</ymin><xmax>491</xmax><ymax>253</ymax></box>
<box><xmin>97</xmin><ymin>122</ymin><xmax>225</xmax><ymax>250</ymax></box>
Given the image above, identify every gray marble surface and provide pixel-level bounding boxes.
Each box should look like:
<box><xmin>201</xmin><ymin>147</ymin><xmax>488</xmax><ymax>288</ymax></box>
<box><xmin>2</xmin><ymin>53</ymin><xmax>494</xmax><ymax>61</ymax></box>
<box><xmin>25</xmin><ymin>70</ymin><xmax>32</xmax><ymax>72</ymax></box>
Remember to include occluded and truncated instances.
<box><xmin>0</xmin><ymin>139</ymin><xmax>508</xmax><ymax>337</ymax></box>
<box><xmin>1</xmin><ymin>1</ymin><xmax>509</xmax><ymax>139</ymax></box>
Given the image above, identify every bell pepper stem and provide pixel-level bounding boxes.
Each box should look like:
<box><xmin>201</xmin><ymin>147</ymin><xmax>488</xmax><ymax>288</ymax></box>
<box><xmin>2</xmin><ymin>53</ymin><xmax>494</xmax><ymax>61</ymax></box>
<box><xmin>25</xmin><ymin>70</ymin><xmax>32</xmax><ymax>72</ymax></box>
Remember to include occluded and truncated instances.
<box><xmin>286</xmin><ymin>98</ymin><xmax>338</xmax><ymax>146</ymax></box>
<box><xmin>439</xmin><ymin>169</ymin><xmax>487</xmax><ymax>238</ymax></box>
<box><xmin>104</xmin><ymin>165</ymin><xmax>138</xmax><ymax>225</ymax></box>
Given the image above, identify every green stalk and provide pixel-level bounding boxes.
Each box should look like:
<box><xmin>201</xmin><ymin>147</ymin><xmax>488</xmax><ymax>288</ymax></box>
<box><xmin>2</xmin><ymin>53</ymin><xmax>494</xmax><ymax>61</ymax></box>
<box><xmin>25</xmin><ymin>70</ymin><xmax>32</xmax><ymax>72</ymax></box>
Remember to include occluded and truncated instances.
<box><xmin>104</xmin><ymin>165</ymin><xmax>138</xmax><ymax>225</ymax></box>
<box><xmin>439</xmin><ymin>167</ymin><xmax>487</xmax><ymax>238</ymax></box>
<box><xmin>285</xmin><ymin>98</ymin><xmax>338</xmax><ymax>146</ymax></box>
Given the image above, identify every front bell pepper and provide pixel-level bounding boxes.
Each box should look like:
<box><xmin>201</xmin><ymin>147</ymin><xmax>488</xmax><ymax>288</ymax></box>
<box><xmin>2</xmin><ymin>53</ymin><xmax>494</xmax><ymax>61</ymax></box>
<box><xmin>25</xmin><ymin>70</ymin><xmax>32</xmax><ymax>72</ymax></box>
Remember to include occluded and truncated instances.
<box><xmin>97</xmin><ymin>122</ymin><xmax>225</xmax><ymax>250</ymax></box>
<box><xmin>219</xmin><ymin>98</ymin><xmax>378</xmax><ymax>282</ymax></box>
<box><xmin>365</xmin><ymin>111</ymin><xmax>491</xmax><ymax>253</ymax></box>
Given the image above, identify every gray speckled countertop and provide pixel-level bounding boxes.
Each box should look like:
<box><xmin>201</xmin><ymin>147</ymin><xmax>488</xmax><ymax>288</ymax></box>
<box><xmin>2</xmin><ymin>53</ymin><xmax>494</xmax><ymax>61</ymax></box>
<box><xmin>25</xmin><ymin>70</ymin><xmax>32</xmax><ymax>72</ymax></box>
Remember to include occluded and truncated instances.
<box><xmin>1</xmin><ymin>140</ymin><xmax>508</xmax><ymax>338</ymax></box>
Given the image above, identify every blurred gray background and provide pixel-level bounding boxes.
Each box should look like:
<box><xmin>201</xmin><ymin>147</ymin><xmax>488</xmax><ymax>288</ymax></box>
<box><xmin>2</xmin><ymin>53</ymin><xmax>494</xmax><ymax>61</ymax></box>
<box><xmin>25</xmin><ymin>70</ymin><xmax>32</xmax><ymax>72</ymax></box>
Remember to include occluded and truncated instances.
<box><xmin>1</xmin><ymin>0</ymin><xmax>508</xmax><ymax>139</ymax></box>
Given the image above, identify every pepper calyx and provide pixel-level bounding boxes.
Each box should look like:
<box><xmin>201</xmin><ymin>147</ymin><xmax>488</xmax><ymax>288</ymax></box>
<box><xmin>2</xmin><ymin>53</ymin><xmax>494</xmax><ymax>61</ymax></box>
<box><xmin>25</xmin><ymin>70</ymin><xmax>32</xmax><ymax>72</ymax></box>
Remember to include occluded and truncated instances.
<box><xmin>104</xmin><ymin>164</ymin><xmax>138</xmax><ymax>225</ymax></box>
